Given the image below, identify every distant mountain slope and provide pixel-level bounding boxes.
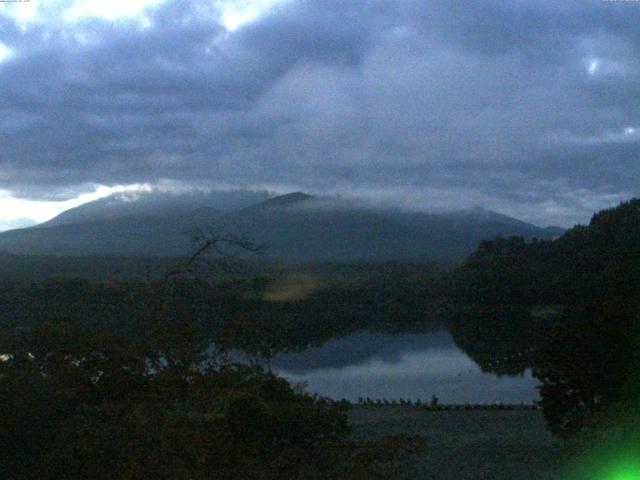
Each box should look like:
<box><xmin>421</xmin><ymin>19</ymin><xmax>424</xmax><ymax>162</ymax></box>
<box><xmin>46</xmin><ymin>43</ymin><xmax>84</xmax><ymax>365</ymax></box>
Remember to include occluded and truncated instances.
<box><xmin>40</xmin><ymin>190</ymin><xmax>270</xmax><ymax>228</ymax></box>
<box><xmin>0</xmin><ymin>191</ymin><xmax>564</xmax><ymax>262</ymax></box>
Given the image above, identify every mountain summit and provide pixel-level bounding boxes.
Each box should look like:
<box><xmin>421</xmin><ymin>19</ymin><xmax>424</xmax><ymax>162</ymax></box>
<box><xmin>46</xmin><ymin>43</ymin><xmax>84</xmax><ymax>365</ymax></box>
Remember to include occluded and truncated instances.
<box><xmin>242</xmin><ymin>192</ymin><xmax>314</xmax><ymax>212</ymax></box>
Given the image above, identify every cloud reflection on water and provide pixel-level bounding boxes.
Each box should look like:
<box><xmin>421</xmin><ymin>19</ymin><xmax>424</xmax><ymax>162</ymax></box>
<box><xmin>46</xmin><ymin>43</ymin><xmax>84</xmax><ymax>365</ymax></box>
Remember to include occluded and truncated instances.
<box><xmin>274</xmin><ymin>333</ymin><xmax>540</xmax><ymax>404</ymax></box>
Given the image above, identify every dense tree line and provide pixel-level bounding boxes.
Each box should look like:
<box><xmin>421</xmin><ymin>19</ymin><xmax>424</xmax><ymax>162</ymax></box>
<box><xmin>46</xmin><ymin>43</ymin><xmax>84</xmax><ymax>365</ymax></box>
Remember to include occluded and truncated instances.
<box><xmin>453</xmin><ymin>198</ymin><xmax>640</xmax><ymax>306</ymax></box>
<box><xmin>0</xmin><ymin>263</ymin><xmax>448</xmax><ymax>356</ymax></box>
<box><xmin>451</xmin><ymin>198</ymin><xmax>640</xmax><ymax>440</ymax></box>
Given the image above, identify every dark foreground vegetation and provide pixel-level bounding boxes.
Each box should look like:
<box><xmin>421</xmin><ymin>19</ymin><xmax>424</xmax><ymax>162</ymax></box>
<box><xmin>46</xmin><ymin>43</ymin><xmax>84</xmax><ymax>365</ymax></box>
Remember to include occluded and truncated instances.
<box><xmin>0</xmin><ymin>318</ymin><xmax>424</xmax><ymax>480</ymax></box>
<box><xmin>0</xmin><ymin>259</ymin><xmax>439</xmax><ymax>479</ymax></box>
<box><xmin>0</xmin><ymin>198</ymin><xmax>638</xmax><ymax>478</ymax></box>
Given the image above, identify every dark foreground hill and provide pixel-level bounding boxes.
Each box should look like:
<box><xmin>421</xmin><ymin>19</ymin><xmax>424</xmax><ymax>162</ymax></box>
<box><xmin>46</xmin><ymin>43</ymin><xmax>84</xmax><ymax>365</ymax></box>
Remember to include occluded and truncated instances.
<box><xmin>0</xmin><ymin>191</ymin><xmax>563</xmax><ymax>262</ymax></box>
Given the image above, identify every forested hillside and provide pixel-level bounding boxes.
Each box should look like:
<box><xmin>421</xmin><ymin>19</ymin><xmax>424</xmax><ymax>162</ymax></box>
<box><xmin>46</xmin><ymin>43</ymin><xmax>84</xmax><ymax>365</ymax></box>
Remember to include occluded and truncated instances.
<box><xmin>452</xmin><ymin>198</ymin><xmax>640</xmax><ymax>305</ymax></box>
<box><xmin>450</xmin><ymin>198</ymin><xmax>640</xmax><ymax>442</ymax></box>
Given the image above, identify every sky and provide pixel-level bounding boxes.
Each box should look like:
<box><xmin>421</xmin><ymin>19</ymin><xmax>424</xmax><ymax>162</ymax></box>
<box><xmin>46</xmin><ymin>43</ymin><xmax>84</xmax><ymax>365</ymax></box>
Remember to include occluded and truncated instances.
<box><xmin>0</xmin><ymin>0</ymin><xmax>639</xmax><ymax>230</ymax></box>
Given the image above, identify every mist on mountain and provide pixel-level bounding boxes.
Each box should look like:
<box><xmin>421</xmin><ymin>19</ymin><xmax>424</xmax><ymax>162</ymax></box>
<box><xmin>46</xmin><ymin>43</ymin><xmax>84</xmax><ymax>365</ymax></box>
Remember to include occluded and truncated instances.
<box><xmin>0</xmin><ymin>190</ymin><xmax>564</xmax><ymax>262</ymax></box>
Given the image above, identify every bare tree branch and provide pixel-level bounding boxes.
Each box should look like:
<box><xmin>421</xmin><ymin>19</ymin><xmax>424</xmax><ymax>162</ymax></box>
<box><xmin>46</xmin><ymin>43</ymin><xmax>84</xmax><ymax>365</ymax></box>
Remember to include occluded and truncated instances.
<box><xmin>163</xmin><ymin>224</ymin><xmax>263</xmax><ymax>280</ymax></box>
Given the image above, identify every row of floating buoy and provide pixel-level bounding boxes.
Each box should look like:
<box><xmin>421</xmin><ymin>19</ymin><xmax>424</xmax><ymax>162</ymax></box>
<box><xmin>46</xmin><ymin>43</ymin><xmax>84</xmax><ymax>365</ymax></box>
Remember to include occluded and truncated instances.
<box><xmin>351</xmin><ymin>397</ymin><xmax>539</xmax><ymax>410</ymax></box>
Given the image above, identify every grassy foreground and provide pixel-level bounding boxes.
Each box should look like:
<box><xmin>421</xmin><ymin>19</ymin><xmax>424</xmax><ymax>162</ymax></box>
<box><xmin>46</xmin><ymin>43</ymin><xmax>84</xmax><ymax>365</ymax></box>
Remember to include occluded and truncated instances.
<box><xmin>348</xmin><ymin>406</ymin><xmax>566</xmax><ymax>480</ymax></box>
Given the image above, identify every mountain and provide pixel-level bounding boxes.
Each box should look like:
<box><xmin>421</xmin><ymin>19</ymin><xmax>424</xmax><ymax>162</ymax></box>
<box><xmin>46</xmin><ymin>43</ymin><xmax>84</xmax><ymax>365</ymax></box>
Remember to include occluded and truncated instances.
<box><xmin>0</xmin><ymin>191</ymin><xmax>564</xmax><ymax>262</ymax></box>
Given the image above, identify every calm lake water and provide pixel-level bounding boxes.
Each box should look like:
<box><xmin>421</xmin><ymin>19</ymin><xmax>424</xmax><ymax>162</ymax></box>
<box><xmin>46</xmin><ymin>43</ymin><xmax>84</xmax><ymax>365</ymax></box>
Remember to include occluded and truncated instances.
<box><xmin>270</xmin><ymin>330</ymin><xmax>540</xmax><ymax>404</ymax></box>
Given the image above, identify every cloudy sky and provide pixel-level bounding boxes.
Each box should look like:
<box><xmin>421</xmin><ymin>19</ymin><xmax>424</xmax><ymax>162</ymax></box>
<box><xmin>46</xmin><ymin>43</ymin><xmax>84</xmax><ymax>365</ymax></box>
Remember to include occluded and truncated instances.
<box><xmin>0</xmin><ymin>0</ymin><xmax>638</xmax><ymax>230</ymax></box>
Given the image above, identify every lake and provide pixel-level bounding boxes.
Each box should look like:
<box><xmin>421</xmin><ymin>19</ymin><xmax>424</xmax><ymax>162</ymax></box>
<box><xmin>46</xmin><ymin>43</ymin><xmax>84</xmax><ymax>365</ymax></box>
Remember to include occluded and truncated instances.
<box><xmin>270</xmin><ymin>330</ymin><xmax>540</xmax><ymax>404</ymax></box>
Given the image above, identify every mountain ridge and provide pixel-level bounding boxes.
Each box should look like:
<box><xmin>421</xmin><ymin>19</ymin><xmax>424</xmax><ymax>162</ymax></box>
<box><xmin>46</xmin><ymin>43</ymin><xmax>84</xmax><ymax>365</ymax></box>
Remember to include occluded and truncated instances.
<box><xmin>0</xmin><ymin>191</ymin><xmax>565</xmax><ymax>262</ymax></box>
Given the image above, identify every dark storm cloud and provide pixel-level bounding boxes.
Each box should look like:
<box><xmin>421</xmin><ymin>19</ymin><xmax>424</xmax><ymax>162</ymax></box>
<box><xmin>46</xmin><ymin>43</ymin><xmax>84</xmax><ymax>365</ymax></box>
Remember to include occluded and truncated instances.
<box><xmin>0</xmin><ymin>0</ymin><xmax>638</xmax><ymax>225</ymax></box>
